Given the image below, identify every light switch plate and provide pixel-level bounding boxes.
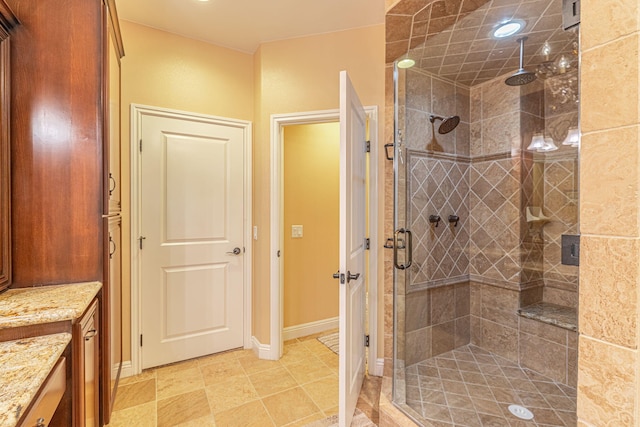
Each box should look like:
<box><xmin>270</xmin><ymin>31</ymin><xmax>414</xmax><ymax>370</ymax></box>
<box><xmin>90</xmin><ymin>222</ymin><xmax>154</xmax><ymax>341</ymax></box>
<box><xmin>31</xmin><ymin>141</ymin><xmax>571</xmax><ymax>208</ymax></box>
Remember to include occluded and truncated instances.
<box><xmin>292</xmin><ymin>225</ymin><xmax>303</xmax><ymax>238</ymax></box>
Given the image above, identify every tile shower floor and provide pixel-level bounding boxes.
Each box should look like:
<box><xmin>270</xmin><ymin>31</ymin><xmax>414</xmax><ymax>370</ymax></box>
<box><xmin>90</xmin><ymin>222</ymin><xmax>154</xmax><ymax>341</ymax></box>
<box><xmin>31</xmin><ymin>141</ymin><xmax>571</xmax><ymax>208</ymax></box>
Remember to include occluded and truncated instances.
<box><xmin>108</xmin><ymin>332</ymin><xmax>381</xmax><ymax>427</ymax></box>
<box><xmin>403</xmin><ymin>345</ymin><xmax>576</xmax><ymax>427</ymax></box>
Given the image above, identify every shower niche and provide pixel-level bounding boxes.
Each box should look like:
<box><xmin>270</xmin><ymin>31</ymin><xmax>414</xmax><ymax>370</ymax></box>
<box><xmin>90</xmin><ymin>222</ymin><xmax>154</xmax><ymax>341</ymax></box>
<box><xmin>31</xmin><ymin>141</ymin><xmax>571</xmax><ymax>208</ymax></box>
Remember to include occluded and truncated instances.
<box><xmin>390</xmin><ymin>0</ymin><xmax>579</xmax><ymax>425</ymax></box>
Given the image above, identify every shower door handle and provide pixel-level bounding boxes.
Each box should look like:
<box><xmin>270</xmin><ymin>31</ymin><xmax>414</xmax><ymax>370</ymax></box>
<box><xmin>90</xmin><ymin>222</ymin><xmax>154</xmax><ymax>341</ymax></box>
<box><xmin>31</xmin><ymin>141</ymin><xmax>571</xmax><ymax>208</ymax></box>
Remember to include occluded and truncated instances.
<box><xmin>393</xmin><ymin>228</ymin><xmax>412</xmax><ymax>270</ymax></box>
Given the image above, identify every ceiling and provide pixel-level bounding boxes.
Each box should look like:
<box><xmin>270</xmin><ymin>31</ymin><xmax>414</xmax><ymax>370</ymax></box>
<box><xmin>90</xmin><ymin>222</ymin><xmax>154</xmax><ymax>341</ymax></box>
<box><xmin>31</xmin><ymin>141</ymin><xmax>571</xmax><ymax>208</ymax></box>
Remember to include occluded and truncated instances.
<box><xmin>114</xmin><ymin>0</ymin><xmax>385</xmax><ymax>53</ymax></box>
<box><xmin>387</xmin><ymin>0</ymin><xmax>578</xmax><ymax>87</ymax></box>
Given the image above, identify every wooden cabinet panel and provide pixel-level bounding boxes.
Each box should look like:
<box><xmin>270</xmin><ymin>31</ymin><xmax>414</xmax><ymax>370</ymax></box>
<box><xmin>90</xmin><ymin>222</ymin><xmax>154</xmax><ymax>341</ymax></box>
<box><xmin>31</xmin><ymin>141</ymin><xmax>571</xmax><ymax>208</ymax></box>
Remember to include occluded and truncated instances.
<box><xmin>74</xmin><ymin>300</ymin><xmax>100</xmax><ymax>427</ymax></box>
<box><xmin>19</xmin><ymin>357</ymin><xmax>66</xmax><ymax>427</ymax></box>
<box><xmin>0</xmin><ymin>0</ymin><xmax>17</xmax><ymax>293</ymax></box>
<box><xmin>8</xmin><ymin>0</ymin><xmax>104</xmax><ymax>287</ymax></box>
<box><xmin>105</xmin><ymin>216</ymin><xmax>122</xmax><ymax>419</ymax></box>
<box><xmin>105</xmin><ymin>0</ymin><xmax>123</xmax><ymax>215</ymax></box>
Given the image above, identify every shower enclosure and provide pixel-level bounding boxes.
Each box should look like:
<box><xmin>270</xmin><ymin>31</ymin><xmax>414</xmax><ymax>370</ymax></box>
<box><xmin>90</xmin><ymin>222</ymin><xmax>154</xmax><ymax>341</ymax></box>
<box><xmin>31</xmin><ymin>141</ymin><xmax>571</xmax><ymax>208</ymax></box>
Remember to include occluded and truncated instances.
<box><xmin>391</xmin><ymin>0</ymin><xmax>580</xmax><ymax>425</ymax></box>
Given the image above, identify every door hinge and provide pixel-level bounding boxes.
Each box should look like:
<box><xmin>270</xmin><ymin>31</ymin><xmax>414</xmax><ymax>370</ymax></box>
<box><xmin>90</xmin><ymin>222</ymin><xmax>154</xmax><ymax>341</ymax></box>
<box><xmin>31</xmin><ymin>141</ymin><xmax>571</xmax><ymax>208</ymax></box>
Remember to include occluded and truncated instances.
<box><xmin>365</xmin><ymin>335</ymin><xmax>370</xmax><ymax>347</ymax></box>
<box><xmin>140</xmin><ymin>334</ymin><xmax>143</xmax><ymax>347</ymax></box>
<box><xmin>139</xmin><ymin>139</ymin><xmax>143</xmax><ymax>152</ymax></box>
<box><xmin>365</xmin><ymin>238</ymin><xmax>370</xmax><ymax>250</ymax></box>
<box><xmin>365</xmin><ymin>140</ymin><xmax>371</xmax><ymax>153</ymax></box>
<box><xmin>138</xmin><ymin>236</ymin><xmax>146</xmax><ymax>250</ymax></box>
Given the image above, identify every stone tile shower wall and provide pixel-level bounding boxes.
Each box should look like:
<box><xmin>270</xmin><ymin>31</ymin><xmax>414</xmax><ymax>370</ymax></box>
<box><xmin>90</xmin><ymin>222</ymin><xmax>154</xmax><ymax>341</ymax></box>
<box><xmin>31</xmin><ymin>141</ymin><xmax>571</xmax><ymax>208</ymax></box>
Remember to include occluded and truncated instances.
<box><xmin>469</xmin><ymin>77</ymin><xmax>544</xmax><ymax>288</ymax></box>
<box><xmin>541</xmin><ymin>70</ymin><xmax>580</xmax><ymax>307</ymax></box>
<box><xmin>404</xmin><ymin>68</ymin><xmax>470</xmax><ymax>288</ymax></box>
<box><xmin>402</xmin><ymin>68</ymin><xmax>472</xmax><ymax>365</ymax></box>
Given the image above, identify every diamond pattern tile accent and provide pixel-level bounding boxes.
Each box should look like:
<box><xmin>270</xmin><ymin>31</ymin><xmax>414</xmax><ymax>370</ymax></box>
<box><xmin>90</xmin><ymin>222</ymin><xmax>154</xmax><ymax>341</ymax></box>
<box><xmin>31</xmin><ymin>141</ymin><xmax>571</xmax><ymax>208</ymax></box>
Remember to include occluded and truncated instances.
<box><xmin>469</xmin><ymin>158</ymin><xmax>527</xmax><ymax>286</ymax></box>
<box><xmin>404</xmin><ymin>345</ymin><xmax>576</xmax><ymax>426</ymax></box>
<box><xmin>408</xmin><ymin>153</ymin><xmax>470</xmax><ymax>287</ymax></box>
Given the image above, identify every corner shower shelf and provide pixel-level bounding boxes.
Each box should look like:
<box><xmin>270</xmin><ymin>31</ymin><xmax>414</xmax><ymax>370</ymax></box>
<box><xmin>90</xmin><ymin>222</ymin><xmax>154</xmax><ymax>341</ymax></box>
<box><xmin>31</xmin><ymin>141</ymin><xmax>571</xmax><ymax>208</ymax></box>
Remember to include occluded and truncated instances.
<box><xmin>526</xmin><ymin>206</ymin><xmax>550</xmax><ymax>224</ymax></box>
<box><xmin>517</xmin><ymin>302</ymin><xmax>577</xmax><ymax>331</ymax></box>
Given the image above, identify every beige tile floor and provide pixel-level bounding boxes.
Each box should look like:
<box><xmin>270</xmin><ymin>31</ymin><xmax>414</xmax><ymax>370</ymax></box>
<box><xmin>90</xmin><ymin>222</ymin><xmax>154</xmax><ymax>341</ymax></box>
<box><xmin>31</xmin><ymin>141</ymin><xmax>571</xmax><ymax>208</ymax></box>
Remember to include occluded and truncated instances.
<box><xmin>108</xmin><ymin>332</ymin><xmax>380</xmax><ymax>427</ymax></box>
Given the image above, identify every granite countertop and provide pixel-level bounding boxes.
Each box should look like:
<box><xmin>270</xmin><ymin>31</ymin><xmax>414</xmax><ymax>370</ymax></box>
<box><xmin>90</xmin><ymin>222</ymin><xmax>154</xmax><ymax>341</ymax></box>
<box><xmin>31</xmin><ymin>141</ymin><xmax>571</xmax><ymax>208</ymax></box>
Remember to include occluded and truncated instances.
<box><xmin>0</xmin><ymin>333</ymin><xmax>71</xmax><ymax>427</ymax></box>
<box><xmin>0</xmin><ymin>282</ymin><xmax>102</xmax><ymax>329</ymax></box>
<box><xmin>517</xmin><ymin>301</ymin><xmax>577</xmax><ymax>331</ymax></box>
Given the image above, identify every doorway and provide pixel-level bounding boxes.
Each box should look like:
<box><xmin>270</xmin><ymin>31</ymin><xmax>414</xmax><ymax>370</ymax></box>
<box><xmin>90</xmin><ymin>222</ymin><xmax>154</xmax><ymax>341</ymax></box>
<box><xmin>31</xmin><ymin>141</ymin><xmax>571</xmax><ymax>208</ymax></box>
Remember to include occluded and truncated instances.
<box><xmin>130</xmin><ymin>104</ymin><xmax>252</xmax><ymax>373</ymax></box>
<box><xmin>282</xmin><ymin>122</ymin><xmax>341</xmax><ymax>341</ymax></box>
<box><xmin>268</xmin><ymin>108</ymin><xmax>379</xmax><ymax>374</ymax></box>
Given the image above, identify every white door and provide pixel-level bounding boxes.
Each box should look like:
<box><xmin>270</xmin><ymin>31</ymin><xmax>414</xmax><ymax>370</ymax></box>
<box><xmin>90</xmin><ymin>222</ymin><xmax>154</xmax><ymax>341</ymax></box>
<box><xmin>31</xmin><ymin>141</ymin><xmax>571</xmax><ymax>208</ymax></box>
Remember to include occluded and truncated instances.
<box><xmin>140</xmin><ymin>111</ymin><xmax>245</xmax><ymax>369</ymax></box>
<box><xmin>338</xmin><ymin>71</ymin><xmax>367</xmax><ymax>427</ymax></box>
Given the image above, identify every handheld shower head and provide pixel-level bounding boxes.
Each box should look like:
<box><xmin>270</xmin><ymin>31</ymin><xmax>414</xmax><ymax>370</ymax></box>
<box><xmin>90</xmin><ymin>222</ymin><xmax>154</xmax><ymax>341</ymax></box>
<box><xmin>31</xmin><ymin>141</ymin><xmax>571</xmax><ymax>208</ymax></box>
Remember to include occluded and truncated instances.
<box><xmin>429</xmin><ymin>115</ymin><xmax>460</xmax><ymax>134</ymax></box>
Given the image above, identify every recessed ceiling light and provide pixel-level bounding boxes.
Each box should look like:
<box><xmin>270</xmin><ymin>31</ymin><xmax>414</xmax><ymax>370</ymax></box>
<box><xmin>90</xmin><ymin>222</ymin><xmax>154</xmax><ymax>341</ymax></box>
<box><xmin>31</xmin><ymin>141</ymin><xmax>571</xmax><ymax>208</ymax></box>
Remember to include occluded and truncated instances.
<box><xmin>397</xmin><ymin>58</ymin><xmax>415</xmax><ymax>69</ymax></box>
<box><xmin>492</xmin><ymin>20</ymin><xmax>526</xmax><ymax>39</ymax></box>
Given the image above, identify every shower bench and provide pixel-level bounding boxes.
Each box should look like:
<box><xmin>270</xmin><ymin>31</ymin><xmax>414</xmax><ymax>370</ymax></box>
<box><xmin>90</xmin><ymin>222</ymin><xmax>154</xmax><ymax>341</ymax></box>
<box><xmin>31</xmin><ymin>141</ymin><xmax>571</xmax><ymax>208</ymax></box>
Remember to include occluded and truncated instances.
<box><xmin>517</xmin><ymin>301</ymin><xmax>577</xmax><ymax>331</ymax></box>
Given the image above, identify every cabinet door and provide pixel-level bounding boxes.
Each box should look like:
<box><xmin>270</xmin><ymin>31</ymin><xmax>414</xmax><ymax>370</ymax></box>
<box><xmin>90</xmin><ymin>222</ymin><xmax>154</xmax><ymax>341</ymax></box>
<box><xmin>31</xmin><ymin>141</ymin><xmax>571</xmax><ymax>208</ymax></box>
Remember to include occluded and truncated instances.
<box><xmin>106</xmin><ymin>0</ymin><xmax>123</xmax><ymax>215</ymax></box>
<box><xmin>74</xmin><ymin>300</ymin><xmax>99</xmax><ymax>427</ymax></box>
<box><xmin>107</xmin><ymin>216</ymin><xmax>122</xmax><ymax>411</ymax></box>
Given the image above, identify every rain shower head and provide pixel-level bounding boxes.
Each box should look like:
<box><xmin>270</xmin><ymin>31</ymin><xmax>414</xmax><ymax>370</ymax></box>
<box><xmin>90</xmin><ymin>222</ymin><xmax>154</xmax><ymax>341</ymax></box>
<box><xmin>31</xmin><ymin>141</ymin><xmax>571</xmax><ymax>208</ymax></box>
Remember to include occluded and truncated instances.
<box><xmin>429</xmin><ymin>115</ymin><xmax>460</xmax><ymax>134</ymax></box>
<box><xmin>505</xmin><ymin>37</ymin><xmax>536</xmax><ymax>86</ymax></box>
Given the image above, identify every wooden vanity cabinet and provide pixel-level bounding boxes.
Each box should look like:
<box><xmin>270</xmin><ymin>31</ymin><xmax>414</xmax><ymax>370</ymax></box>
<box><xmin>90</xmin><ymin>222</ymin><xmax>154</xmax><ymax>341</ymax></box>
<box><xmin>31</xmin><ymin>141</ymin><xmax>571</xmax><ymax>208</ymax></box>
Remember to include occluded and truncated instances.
<box><xmin>0</xmin><ymin>0</ymin><xmax>18</xmax><ymax>294</ymax></box>
<box><xmin>73</xmin><ymin>300</ymin><xmax>100</xmax><ymax>427</ymax></box>
<box><xmin>6</xmin><ymin>0</ymin><xmax>125</xmax><ymax>424</ymax></box>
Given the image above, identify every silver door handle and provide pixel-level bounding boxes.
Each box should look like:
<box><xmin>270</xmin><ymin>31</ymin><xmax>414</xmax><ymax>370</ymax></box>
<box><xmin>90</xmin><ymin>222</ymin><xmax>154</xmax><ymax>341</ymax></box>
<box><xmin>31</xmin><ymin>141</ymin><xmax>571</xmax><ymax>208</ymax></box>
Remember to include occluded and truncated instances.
<box><xmin>226</xmin><ymin>247</ymin><xmax>241</xmax><ymax>255</ymax></box>
<box><xmin>393</xmin><ymin>228</ymin><xmax>412</xmax><ymax>270</ymax></box>
<box><xmin>347</xmin><ymin>271</ymin><xmax>360</xmax><ymax>283</ymax></box>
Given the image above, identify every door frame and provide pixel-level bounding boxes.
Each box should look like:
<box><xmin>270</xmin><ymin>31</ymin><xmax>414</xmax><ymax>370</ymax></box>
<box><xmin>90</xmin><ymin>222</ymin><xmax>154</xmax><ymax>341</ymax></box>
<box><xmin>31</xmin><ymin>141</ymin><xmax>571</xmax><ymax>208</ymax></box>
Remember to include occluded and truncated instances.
<box><xmin>268</xmin><ymin>107</ymin><xmax>380</xmax><ymax>375</ymax></box>
<box><xmin>129</xmin><ymin>104</ymin><xmax>253</xmax><ymax>375</ymax></box>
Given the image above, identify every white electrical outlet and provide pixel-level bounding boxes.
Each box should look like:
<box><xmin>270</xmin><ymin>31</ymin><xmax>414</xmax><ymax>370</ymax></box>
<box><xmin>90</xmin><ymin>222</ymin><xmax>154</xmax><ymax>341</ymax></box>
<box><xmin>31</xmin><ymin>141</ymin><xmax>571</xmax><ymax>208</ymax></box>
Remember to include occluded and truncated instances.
<box><xmin>291</xmin><ymin>225</ymin><xmax>303</xmax><ymax>238</ymax></box>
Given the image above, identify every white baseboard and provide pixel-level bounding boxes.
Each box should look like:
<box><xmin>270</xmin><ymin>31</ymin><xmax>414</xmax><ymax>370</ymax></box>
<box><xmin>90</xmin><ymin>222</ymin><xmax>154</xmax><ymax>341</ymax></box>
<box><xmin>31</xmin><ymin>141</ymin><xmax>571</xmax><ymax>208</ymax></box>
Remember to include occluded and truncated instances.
<box><xmin>283</xmin><ymin>317</ymin><xmax>339</xmax><ymax>341</ymax></box>
<box><xmin>251</xmin><ymin>336</ymin><xmax>275</xmax><ymax>360</ymax></box>
<box><xmin>372</xmin><ymin>358</ymin><xmax>384</xmax><ymax>377</ymax></box>
<box><xmin>117</xmin><ymin>361</ymin><xmax>135</xmax><ymax>379</ymax></box>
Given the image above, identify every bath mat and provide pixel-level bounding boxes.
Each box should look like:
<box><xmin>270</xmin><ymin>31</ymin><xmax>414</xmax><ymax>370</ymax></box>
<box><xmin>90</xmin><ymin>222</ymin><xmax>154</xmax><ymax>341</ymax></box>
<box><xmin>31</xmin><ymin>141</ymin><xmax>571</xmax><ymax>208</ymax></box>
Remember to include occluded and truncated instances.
<box><xmin>304</xmin><ymin>409</ymin><xmax>376</xmax><ymax>427</ymax></box>
<box><xmin>317</xmin><ymin>332</ymin><xmax>339</xmax><ymax>355</ymax></box>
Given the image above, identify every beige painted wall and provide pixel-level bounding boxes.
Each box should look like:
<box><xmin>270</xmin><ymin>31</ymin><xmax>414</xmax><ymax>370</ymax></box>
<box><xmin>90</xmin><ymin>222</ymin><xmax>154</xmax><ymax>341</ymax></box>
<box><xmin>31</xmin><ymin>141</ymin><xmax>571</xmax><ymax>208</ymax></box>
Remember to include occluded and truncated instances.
<box><xmin>283</xmin><ymin>123</ymin><xmax>340</xmax><ymax>328</ymax></box>
<box><xmin>118</xmin><ymin>20</ymin><xmax>385</xmax><ymax>360</ymax></box>
<box><xmin>252</xmin><ymin>25</ymin><xmax>386</xmax><ymax>348</ymax></box>
<box><xmin>119</xmin><ymin>20</ymin><xmax>254</xmax><ymax>360</ymax></box>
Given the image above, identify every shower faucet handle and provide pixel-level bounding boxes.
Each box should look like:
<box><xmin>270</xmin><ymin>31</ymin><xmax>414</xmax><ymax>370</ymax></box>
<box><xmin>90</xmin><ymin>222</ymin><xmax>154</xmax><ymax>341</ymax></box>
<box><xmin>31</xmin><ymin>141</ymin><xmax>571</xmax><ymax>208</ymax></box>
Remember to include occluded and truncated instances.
<box><xmin>429</xmin><ymin>215</ymin><xmax>441</xmax><ymax>227</ymax></box>
<box><xmin>448</xmin><ymin>215</ymin><xmax>460</xmax><ymax>227</ymax></box>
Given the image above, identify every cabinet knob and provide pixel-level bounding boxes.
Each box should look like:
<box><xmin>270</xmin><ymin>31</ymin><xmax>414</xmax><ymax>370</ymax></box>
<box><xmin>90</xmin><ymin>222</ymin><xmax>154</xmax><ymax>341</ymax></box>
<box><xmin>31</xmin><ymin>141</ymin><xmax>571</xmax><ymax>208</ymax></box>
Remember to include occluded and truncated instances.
<box><xmin>36</xmin><ymin>417</ymin><xmax>45</xmax><ymax>427</ymax></box>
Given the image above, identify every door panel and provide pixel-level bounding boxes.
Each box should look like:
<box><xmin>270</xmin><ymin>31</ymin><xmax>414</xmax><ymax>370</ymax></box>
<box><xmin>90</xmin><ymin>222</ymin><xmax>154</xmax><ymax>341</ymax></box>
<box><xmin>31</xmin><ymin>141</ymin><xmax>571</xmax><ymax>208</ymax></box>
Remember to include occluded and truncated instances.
<box><xmin>338</xmin><ymin>71</ymin><xmax>367</xmax><ymax>427</ymax></box>
<box><xmin>140</xmin><ymin>112</ymin><xmax>244</xmax><ymax>369</ymax></box>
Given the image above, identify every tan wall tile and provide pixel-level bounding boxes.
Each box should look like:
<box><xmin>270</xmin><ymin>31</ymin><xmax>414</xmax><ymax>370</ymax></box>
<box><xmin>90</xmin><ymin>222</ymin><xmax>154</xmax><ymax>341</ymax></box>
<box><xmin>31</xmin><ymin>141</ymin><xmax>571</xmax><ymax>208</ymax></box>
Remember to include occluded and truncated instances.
<box><xmin>581</xmin><ymin>0</ymin><xmax>639</xmax><ymax>50</ymax></box>
<box><xmin>519</xmin><ymin>332</ymin><xmax>567</xmax><ymax>384</ymax></box>
<box><xmin>519</xmin><ymin>317</ymin><xmax>567</xmax><ymax>345</ymax></box>
<box><xmin>581</xmin><ymin>35</ymin><xmax>639</xmax><ymax>133</ymax></box>
<box><xmin>405</xmin><ymin>289</ymin><xmax>430</xmax><ymax>332</ymax></box>
<box><xmin>481</xmin><ymin>319</ymin><xmax>518</xmax><ymax>362</ymax></box>
<box><xmin>579</xmin><ymin>236</ymin><xmax>638</xmax><ymax>348</ymax></box>
<box><xmin>431</xmin><ymin>285</ymin><xmax>457</xmax><ymax>324</ymax></box>
<box><xmin>580</xmin><ymin>126</ymin><xmax>640</xmax><ymax>236</ymax></box>
<box><xmin>577</xmin><ymin>336</ymin><xmax>636</xmax><ymax>425</ymax></box>
<box><xmin>406</xmin><ymin>327</ymin><xmax>431</xmax><ymax>365</ymax></box>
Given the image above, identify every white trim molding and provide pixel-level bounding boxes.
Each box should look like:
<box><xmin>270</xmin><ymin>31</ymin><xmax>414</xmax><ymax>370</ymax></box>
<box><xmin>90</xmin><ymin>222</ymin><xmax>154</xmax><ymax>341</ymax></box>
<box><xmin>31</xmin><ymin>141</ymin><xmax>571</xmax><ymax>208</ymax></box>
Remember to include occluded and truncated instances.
<box><xmin>251</xmin><ymin>336</ymin><xmax>273</xmax><ymax>360</ymax></box>
<box><xmin>283</xmin><ymin>317</ymin><xmax>339</xmax><ymax>341</ymax></box>
<box><xmin>129</xmin><ymin>104</ymin><xmax>252</xmax><ymax>374</ymax></box>
<box><xmin>373</xmin><ymin>358</ymin><xmax>384</xmax><ymax>377</ymax></box>
<box><xmin>269</xmin><ymin>107</ymin><xmax>379</xmax><ymax>373</ymax></box>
